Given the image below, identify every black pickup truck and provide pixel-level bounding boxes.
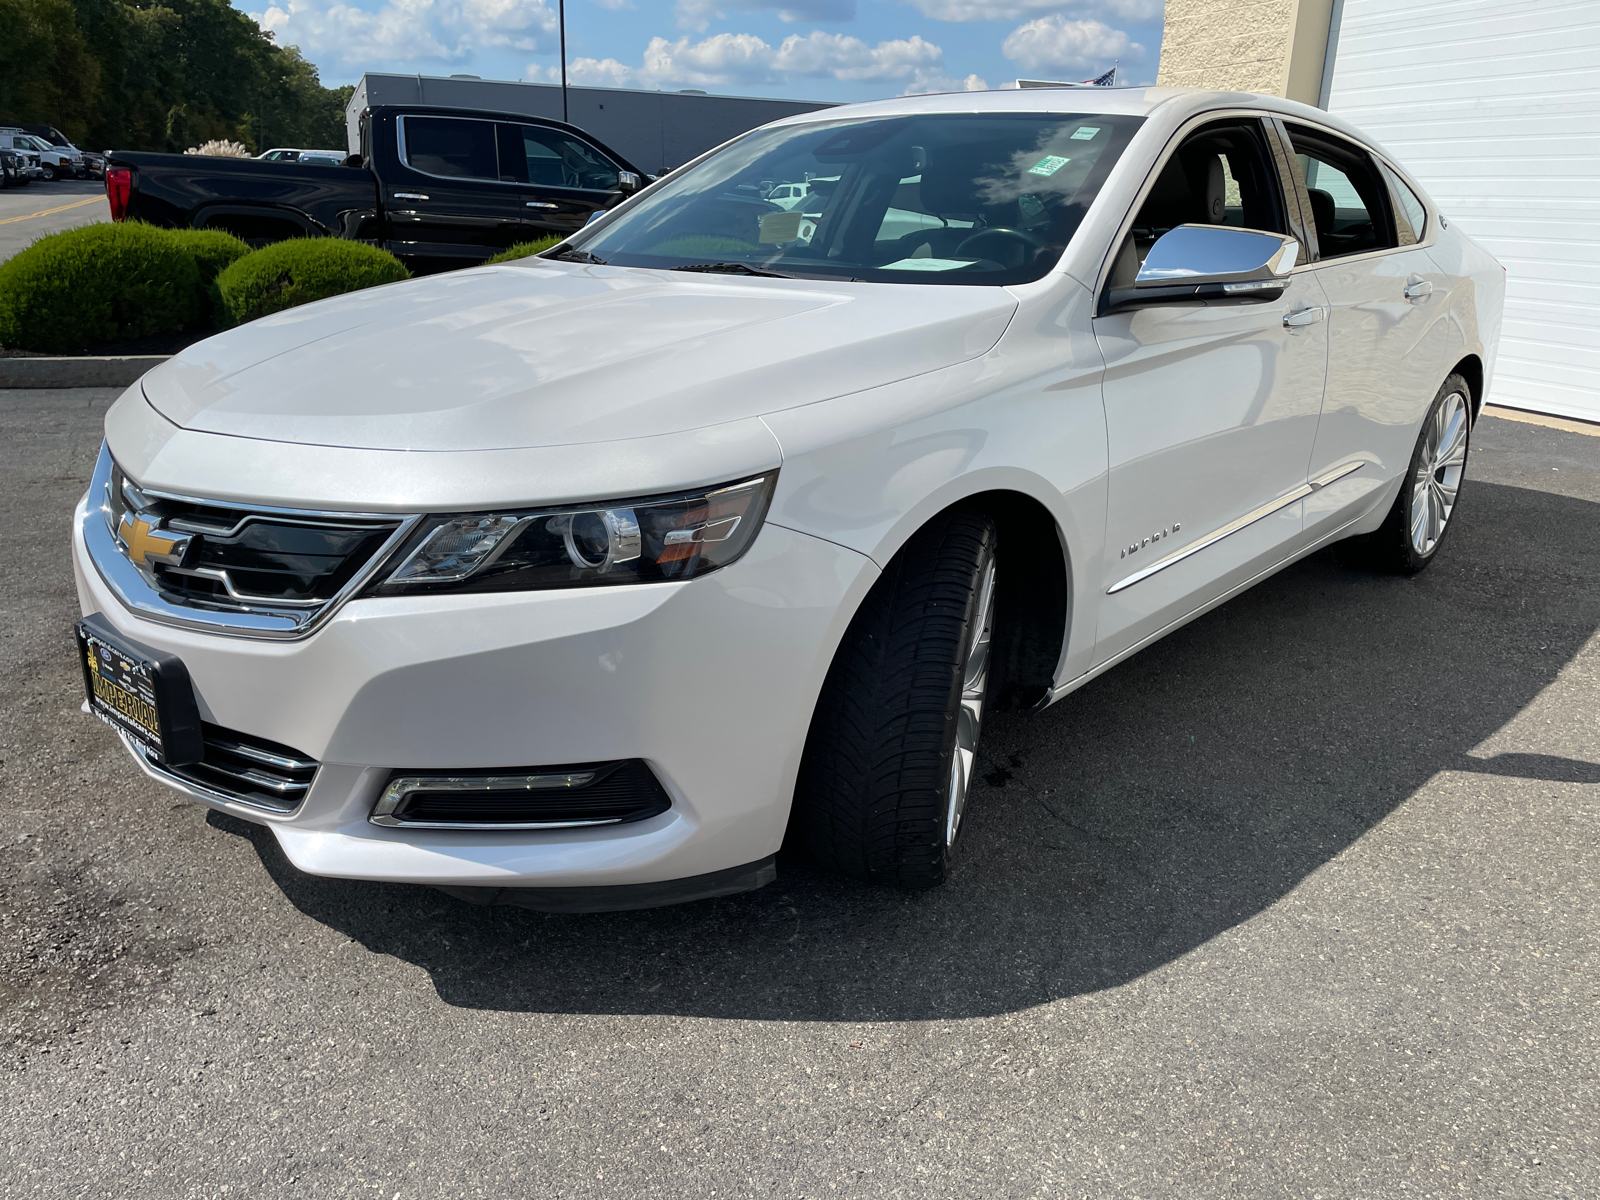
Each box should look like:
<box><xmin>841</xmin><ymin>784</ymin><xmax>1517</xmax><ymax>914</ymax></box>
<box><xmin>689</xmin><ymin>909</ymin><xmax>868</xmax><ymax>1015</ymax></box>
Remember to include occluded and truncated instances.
<box><xmin>105</xmin><ymin>105</ymin><xmax>646</xmax><ymax>269</ymax></box>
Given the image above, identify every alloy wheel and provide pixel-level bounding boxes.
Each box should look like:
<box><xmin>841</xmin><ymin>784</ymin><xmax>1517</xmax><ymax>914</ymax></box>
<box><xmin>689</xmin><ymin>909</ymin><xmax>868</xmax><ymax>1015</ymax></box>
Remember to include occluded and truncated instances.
<box><xmin>946</xmin><ymin>559</ymin><xmax>996</xmax><ymax>847</ymax></box>
<box><xmin>1410</xmin><ymin>390</ymin><xmax>1469</xmax><ymax>557</ymax></box>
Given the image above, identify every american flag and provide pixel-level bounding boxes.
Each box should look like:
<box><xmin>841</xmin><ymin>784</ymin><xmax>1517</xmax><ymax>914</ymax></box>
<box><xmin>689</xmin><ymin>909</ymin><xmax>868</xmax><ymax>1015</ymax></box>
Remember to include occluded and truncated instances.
<box><xmin>1084</xmin><ymin>65</ymin><xmax>1118</xmax><ymax>86</ymax></box>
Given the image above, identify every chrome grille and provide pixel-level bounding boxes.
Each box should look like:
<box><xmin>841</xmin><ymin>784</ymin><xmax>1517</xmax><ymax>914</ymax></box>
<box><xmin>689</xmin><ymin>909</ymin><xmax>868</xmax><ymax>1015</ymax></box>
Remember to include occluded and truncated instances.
<box><xmin>83</xmin><ymin>443</ymin><xmax>419</xmax><ymax>640</ymax></box>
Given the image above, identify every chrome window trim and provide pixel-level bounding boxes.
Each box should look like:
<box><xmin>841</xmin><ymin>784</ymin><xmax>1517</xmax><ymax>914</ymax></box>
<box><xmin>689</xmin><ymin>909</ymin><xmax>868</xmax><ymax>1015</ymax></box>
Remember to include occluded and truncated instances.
<box><xmin>1107</xmin><ymin>462</ymin><xmax>1362</xmax><ymax>595</ymax></box>
<box><xmin>394</xmin><ymin>113</ymin><xmax>618</xmax><ymax>195</ymax></box>
<box><xmin>81</xmin><ymin>442</ymin><xmax>422</xmax><ymax>641</ymax></box>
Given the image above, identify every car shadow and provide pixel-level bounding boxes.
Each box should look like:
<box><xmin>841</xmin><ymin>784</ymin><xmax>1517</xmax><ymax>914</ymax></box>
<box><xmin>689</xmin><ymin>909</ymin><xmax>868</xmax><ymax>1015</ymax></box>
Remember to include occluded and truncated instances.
<box><xmin>212</xmin><ymin>478</ymin><xmax>1600</xmax><ymax>1021</ymax></box>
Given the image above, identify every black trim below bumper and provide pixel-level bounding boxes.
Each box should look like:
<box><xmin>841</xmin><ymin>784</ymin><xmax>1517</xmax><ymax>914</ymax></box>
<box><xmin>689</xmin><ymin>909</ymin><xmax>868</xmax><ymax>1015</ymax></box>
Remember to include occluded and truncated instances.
<box><xmin>433</xmin><ymin>855</ymin><xmax>777</xmax><ymax>914</ymax></box>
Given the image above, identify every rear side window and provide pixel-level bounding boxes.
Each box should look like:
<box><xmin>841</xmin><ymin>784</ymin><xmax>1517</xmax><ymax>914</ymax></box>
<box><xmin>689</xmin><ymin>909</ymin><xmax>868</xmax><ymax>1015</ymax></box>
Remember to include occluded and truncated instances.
<box><xmin>401</xmin><ymin>117</ymin><xmax>497</xmax><ymax>180</ymax></box>
<box><xmin>1286</xmin><ymin>124</ymin><xmax>1396</xmax><ymax>258</ymax></box>
<box><xmin>1379</xmin><ymin>161</ymin><xmax>1427</xmax><ymax>245</ymax></box>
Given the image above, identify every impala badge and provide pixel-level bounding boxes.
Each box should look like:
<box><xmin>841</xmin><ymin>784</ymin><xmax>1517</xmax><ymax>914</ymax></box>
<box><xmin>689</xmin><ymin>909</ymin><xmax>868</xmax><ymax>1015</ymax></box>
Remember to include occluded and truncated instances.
<box><xmin>1120</xmin><ymin>523</ymin><xmax>1181</xmax><ymax>559</ymax></box>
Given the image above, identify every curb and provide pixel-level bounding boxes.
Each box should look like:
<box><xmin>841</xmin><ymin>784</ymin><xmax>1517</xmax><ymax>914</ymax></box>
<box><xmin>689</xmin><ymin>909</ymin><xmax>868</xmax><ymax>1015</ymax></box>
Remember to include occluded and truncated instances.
<box><xmin>0</xmin><ymin>356</ymin><xmax>168</xmax><ymax>389</ymax></box>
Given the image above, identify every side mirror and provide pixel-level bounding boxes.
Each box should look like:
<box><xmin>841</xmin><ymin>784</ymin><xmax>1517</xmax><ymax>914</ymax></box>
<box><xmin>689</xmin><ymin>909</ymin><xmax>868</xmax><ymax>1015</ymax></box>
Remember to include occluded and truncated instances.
<box><xmin>616</xmin><ymin>171</ymin><xmax>642</xmax><ymax>196</ymax></box>
<box><xmin>343</xmin><ymin>153</ymin><xmax>363</xmax><ymax>168</ymax></box>
<box><xmin>1104</xmin><ymin>225</ymin><xmax>1300</xmax><ymax>314</ymax></box>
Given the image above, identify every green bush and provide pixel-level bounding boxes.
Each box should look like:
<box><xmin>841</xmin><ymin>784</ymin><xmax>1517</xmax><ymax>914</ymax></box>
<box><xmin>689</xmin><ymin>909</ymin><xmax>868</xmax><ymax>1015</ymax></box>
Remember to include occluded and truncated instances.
<box><xmin>484</xmin><ymin>235</ymin><xmax>565</xmax><ymax>265</ymax></box>
<box><xmin>216</xmin><ymin>238</ymin><xmax>410</xmax><ymax>326</ymax></box>
<box><xmin>0</xmin><ymin>222</ymin><xmax>202</xmax><ymax>353</ymax></box>
<box><xmin>165</xmin><ymin>228</ymin><xmax>252</xmax><ymax>324</ymax></box>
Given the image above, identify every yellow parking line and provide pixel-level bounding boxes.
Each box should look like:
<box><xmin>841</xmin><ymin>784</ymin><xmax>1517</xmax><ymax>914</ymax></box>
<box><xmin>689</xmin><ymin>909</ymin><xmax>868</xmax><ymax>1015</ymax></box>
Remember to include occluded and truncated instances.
<box><xmin>0</xmin><ymin>196</ymin><xmax>102</xmax><ymax>225</ymax></box>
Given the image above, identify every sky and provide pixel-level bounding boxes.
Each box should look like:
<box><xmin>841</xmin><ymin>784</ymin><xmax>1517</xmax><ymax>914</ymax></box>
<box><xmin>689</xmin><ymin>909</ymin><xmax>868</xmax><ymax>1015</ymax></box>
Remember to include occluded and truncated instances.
<box><xmin>249</xmin><ymin>0</ymin><xmax>1167</xmax><ymax>105</ymax></box>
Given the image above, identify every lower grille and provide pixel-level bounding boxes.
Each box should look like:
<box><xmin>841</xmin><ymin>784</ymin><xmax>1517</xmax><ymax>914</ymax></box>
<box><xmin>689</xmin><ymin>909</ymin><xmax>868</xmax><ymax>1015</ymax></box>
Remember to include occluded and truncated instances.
<box><xmin>370</xmin><ymin>759</ymin><xmax>671</xmax><ymax>829</ymax></box>
<box><xmin>134</xmin><ymin>724</ymin><xmax>319</xmax><ymax>813</ymax></box>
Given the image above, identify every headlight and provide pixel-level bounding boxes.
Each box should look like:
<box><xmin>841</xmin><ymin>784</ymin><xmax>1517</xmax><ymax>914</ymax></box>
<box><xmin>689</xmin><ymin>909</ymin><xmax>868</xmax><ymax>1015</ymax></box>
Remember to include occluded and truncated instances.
<box><xmin>370</xmin><ymin>473</ymin><xmax>776</xmax><ymax>594</ymax></box>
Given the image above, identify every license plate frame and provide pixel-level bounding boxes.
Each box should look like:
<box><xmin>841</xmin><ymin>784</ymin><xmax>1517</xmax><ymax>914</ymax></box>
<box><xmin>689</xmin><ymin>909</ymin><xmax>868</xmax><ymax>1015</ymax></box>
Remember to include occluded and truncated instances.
<box><xmin>75</xmin><ymin>613</ymin><xmax>203</xmax><ymax>766</ymax></box>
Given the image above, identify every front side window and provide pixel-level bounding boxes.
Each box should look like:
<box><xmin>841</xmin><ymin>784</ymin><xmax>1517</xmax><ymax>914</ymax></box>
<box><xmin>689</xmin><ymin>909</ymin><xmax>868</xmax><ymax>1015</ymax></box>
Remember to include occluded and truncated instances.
<box><xmin>1379</xmin><ymin>161</ymin><xmax>1427</xmax><ymax>245</ymax></box>
<box><xmin>567</xmin><ymin>112</ymin><xmax>1142</xmax><ymax>286</ymax></box>
<box><xmin>402</xmin><ymin>117</ymin><xmax>498</xmax><ymax>180</ymax></box>
<box><xmin>1105</xmin><ymin>119</ymin><xmax>1288</xmax><ymax>289</ymax></box>
<box><xmin>515</xmin><ymin>126</ymin><xmax>620</xmax><ymax>190</ymax></box>
<box><xmin>1286</xmin><ymin>125</ymin><xmax>1396</xmax><ymax>258</ymax></box>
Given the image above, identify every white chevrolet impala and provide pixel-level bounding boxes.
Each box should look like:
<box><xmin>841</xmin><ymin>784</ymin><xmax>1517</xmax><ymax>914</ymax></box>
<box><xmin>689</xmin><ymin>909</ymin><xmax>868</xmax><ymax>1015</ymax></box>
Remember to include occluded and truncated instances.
<box><xmin>73</xmin><ymin>87</ymin><xmax>1504</xmax><ymax>910</ymax></box>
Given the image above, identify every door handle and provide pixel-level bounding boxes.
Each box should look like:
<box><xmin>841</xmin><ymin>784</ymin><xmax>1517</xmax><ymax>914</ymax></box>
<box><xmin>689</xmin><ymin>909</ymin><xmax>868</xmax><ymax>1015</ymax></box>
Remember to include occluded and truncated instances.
<box><xmin>1283</xmin><ymin>306</ymin><xmax>1326</xmax><ymax>328</ymax></box>
<box><xmin>1404</xmin><ymin>279</ymin><xmax>1434</xmax><ymax>300</ymax></box>
<box><xmin>526</xmin><ymin>201</ymin><xmax>560</xmax><ymax>210</ymax></box>
<box><xmin>392</xmin><ymin>192</ymin><xmax>428</xmax><ymax>201</ymax></box>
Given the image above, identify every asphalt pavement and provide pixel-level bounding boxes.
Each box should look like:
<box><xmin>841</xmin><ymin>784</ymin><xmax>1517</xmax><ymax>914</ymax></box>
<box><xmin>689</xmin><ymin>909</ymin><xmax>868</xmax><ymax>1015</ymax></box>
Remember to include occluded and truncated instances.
<box><xmin>0</xmin><ymin>179</ymin><xmax>107</xmax><ymax>264</ymax></box>
<box><xmin>1</xmin><ymin>389</ymin><xmax>1595</xmax><ymax>1198</ymax></box>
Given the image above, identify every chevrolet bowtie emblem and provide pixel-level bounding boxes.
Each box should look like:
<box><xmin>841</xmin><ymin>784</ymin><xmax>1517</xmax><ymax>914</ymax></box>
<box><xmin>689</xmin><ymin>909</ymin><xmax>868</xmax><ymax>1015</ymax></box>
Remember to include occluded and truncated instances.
<box><xmin>117</xmin><ymin>511</ymin><xmax>191</xmax><ymax>570</ymax></box>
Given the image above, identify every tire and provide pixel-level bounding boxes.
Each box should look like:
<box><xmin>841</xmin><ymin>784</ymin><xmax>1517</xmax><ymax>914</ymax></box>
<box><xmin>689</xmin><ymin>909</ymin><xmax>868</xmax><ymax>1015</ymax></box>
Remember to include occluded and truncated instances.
<box><xmin>1342</xmin><ymin>373</ymin><xmax>1472</xmax><ymax>574</ymax></box>
<box><xmin>794</xmin><ymin>508</ymin><xmax>998</xmax><ymax>889</ymax></box>
<box><xmin>40</xmin><ymin>164</ymin><xmax>55</xmax><ymax>182</ymax></box>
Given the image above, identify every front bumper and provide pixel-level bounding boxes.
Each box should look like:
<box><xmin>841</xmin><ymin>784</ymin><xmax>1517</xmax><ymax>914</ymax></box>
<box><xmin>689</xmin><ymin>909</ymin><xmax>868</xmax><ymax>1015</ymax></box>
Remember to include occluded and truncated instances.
<box><xmin>73</xmin><ymin>488</ymin><xmax>876</xmax><ymax>894</ymax></box>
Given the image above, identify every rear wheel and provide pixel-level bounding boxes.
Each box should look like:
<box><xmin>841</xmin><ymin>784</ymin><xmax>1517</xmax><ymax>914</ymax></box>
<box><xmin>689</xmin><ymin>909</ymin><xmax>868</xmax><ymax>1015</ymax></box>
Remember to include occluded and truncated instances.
<box><xmin>1343</xmin><ymin>373</ymin><xmax>1472</xmax><ymax>574</ymax></box>
<box><xmin>794</xmin><ymin>509</ymin><xmax>998</xmax><ymax>889</ymax></box>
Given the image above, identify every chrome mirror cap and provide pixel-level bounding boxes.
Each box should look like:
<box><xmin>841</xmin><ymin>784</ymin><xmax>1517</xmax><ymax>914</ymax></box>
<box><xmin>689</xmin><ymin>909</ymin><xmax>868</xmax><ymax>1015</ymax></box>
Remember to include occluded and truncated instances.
<box><xmin>1135</xmin><ymin>224</ymin><xmax>1299</xmax><ymax>286</ymax></box>
<box><xmin>1105</xmin><ymin>225</ymin><xmax>1301</xmax><ymax>315</ymax></box>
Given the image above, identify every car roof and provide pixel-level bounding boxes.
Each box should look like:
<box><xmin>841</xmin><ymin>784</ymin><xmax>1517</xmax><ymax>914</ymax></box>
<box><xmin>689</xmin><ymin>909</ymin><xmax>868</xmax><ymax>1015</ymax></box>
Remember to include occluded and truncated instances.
<box><xmin>764</xmin><ymin>86</ymin><xmax>1384</xmax><ymax>150</ymax></box>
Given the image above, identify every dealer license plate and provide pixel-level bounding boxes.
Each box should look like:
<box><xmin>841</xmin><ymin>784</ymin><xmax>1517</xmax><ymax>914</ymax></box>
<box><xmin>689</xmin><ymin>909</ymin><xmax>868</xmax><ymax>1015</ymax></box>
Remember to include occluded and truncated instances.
<box><xmin>75</xmin><ymin>614</ymin><xmax>203</xmax><ymax>765</ymax></box>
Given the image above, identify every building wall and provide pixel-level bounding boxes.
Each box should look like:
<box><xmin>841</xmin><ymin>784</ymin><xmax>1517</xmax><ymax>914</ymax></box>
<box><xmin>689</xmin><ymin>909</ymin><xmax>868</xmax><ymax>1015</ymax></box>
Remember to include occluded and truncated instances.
<box><xmin>1158</xmin><ymin>0</ymin><xmax>1335</xmax><ymax>104</ymax></box>
<box><xmin>348</xmin><ymin>75</ymin><xmax>835</xmax><ymax>175</ymax></box>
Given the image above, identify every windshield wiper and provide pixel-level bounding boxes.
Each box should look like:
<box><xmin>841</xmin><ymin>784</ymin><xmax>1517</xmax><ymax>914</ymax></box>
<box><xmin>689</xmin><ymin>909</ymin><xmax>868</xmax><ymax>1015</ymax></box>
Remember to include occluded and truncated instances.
<box><xmin>548</xmin><ymin>247</ymin><xmax>607</xmax><ymax>264</ymax></box>
<box><xmin>669</xmin><ymin>261</ymin><xmax>793</xmax><ymax>278</ymax></box>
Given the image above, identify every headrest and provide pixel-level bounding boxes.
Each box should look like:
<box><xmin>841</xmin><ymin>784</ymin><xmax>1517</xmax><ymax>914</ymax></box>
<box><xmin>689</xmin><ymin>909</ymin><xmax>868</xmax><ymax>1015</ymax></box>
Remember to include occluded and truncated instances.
<box><xmin>1307</xmin><ymin>187</ymin><xmax>1335</xmax><ymax>236</ymax></box>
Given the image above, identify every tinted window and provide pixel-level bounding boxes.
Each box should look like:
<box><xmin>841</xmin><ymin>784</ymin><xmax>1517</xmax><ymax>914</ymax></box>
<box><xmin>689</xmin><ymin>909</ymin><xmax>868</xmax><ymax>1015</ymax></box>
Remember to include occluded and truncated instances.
<box><xmin>572</xmin><ymin>113</ymin><xmax>1141</xmax><ymax>286</ymax></box>
<box><xmin>1107</xmin><ymin>119</ymin><xmax>1287</xmax><ymax>287</ymax></box>
<box><xmin>402</xmin><ymin>117</ymin><xmax>497</xmax><ymax>180</ymax></box>
<box><xmin>1286</xmin><ymin>125</ymin><xmax>1395</xmax><ymax>258</ymax></box>
<box><xmin>1379</xmin><ymin>161</ymin><xmax>1427</xmax><ymax>245</ymax></box>
<box><xmin>521</xmin><ymin>127</ymin><xmax>619</xmax><ymax>190</ymax></box>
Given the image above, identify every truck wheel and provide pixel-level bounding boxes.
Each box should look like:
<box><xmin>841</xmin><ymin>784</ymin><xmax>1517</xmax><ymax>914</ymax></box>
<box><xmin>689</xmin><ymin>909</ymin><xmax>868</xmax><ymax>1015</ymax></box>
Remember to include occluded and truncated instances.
<box><xmin>1342</xmin><ymin>373</ymin><xmax>1472</xmax><ymax>574</ymax></box>
<box><xmin>40</xmin><ymin>164</ymin><xmax>55</xmax><ymax>182</ymax></box>
<box><xmin>794</xmin><ymin>508</ymin><xmax>998</xmax><ymax>889</ymax></box>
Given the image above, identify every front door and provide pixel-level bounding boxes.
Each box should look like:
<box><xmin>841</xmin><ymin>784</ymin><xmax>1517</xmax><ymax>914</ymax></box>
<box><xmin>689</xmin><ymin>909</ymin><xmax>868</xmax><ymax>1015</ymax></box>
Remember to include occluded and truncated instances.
<box><xmin>1092</xmin><ymin>117</ymin><xmax>1328</xmax><ymax>663</ymax></box>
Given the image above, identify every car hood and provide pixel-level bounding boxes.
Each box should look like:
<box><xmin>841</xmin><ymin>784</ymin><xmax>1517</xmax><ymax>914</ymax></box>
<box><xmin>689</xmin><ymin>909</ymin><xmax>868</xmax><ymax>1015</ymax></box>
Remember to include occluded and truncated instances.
<box><xmin>141</xmin><ymin>261</ymin><xmax>1017</xmax><ymax>452</ymax></box>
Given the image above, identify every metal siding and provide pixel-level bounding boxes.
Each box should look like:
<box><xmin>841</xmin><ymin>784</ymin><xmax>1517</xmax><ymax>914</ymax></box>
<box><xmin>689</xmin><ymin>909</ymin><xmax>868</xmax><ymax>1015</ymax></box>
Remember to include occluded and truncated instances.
<box><xmin>348</xmin><ymin>75</ymin><xmax>835</xmax><ymax>175</ymax></box>
<box><xmin>1326</xmin><ymin>0</ymin><xmax>1600</xmax><ymax>421</ymax></box>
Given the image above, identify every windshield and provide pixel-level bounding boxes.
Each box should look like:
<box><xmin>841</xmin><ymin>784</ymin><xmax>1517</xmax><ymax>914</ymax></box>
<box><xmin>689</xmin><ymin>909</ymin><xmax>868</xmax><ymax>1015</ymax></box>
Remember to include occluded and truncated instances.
<box><xmin>567</xmin><ymin>112</ymin><xmax>1141</xmax><ymax>286</ymax></box>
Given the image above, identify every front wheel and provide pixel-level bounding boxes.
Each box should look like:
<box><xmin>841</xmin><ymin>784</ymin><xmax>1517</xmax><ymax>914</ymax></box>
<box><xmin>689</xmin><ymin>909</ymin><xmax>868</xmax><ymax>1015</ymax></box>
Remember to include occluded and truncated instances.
<box><xmin>40</xmin><ymin>164</ymin><xmax>55</xmax><ymax>182</ymax></box>
<box><xmin>794</xmin><ymin>509</ymin><xmax>998</xmax><ymax>889</ymax></box>
<box><xmin>1343</xmin><ymin>373</ymin><xmax>1472</xmax><ymax>574</ymax></box>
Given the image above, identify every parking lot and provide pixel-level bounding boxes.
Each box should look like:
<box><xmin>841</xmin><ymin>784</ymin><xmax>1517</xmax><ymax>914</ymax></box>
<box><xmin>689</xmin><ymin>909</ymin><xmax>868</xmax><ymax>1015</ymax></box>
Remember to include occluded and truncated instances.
<box><xmin>0</xmin><ymin>180</ymin><xmax>106</xmax><ymax>266</ymax></box>
<box><xmin>1</xmin><ymin>388</ymin><xmax>1595</xmax><ymax>1198</ymax></box>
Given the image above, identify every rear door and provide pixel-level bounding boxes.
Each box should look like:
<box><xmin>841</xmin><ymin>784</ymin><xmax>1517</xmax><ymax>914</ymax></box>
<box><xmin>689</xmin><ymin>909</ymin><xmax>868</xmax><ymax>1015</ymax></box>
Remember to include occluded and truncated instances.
<box><xmin>1092</xmin><ymin>116</ymin><xmax>1329</xmax><ymax>664</ymax></box>
<box><xmin>1281</xmin><ymin>121</ymin><xmax>1457</xmax><ymax>537</ymax></box>
<box><xmin>388</xmin><ymin>114</ymin><xmax>530</xmax><ymax>262</ymax></box>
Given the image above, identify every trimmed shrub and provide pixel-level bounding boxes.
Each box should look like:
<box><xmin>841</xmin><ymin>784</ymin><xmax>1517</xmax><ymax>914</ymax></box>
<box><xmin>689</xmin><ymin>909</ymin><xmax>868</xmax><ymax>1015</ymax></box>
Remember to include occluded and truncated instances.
<box><xmin>483</xmin><ymin>234</ymin><xmax>564</xmax><ymax>265</ymax></box>
<box><xmin>0</xmin><ymin>222</ymin><xmax>202</xmax><ymax>353</ymax></box>
<box><xmin>216</xmin><ymin>239</ymin><xmax>410</xmax><ymax>326</ymax></box>
<box><xmin>165</xmin><ymin>228</ymin><xmax>252</xmax><ymax>325</ymax></box>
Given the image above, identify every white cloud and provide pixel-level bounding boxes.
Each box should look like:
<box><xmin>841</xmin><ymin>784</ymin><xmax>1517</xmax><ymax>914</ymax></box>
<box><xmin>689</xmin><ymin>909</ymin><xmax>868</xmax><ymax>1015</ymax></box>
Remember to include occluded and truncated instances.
<box><xmin>911</xmin><ymin>0</ymin><xmax>1158</xmax><ymax>22</ymax></box>
<box><xmin>1001</xmin><ymin>16</ymin><xmax>1139</xmax><ymax>74</ymax></box>
<box><xmin>253</xmin><ymin>0</ymin><xmax>558</xmax><ymax>74</ymax></box>
<box><xmin>674</xmin><ymin>0</ymin><xmax>853</xmax><ymax>35</ymax></box>
<box><xmin>545</xmin><ymin>30</ymin><xmax>985</xmax><ymax>95</ymax></box>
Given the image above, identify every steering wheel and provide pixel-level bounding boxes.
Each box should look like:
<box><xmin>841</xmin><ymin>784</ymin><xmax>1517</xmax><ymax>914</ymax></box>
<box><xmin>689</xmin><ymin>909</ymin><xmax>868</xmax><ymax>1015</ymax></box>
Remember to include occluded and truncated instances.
<box><xmin>955</xmin><ymin>227</ymin><xmax>1044</xmax><ymax>266</ymax></box>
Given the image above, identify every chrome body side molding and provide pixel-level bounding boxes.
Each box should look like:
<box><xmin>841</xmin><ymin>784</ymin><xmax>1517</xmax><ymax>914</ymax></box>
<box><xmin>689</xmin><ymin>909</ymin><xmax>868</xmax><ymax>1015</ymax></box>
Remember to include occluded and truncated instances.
<box><xmin>1107</xmin><ymin>462</ymin><xmax>1364</xmax><ymax>596</ymax></box>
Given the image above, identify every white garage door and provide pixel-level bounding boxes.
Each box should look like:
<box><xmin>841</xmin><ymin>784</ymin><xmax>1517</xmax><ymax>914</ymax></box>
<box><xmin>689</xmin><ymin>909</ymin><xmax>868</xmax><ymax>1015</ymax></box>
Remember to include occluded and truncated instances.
<box><xmin>1324</xmin><ymin>0</ymin><xmax>1600</xmax><ymax>421</ymax></box>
